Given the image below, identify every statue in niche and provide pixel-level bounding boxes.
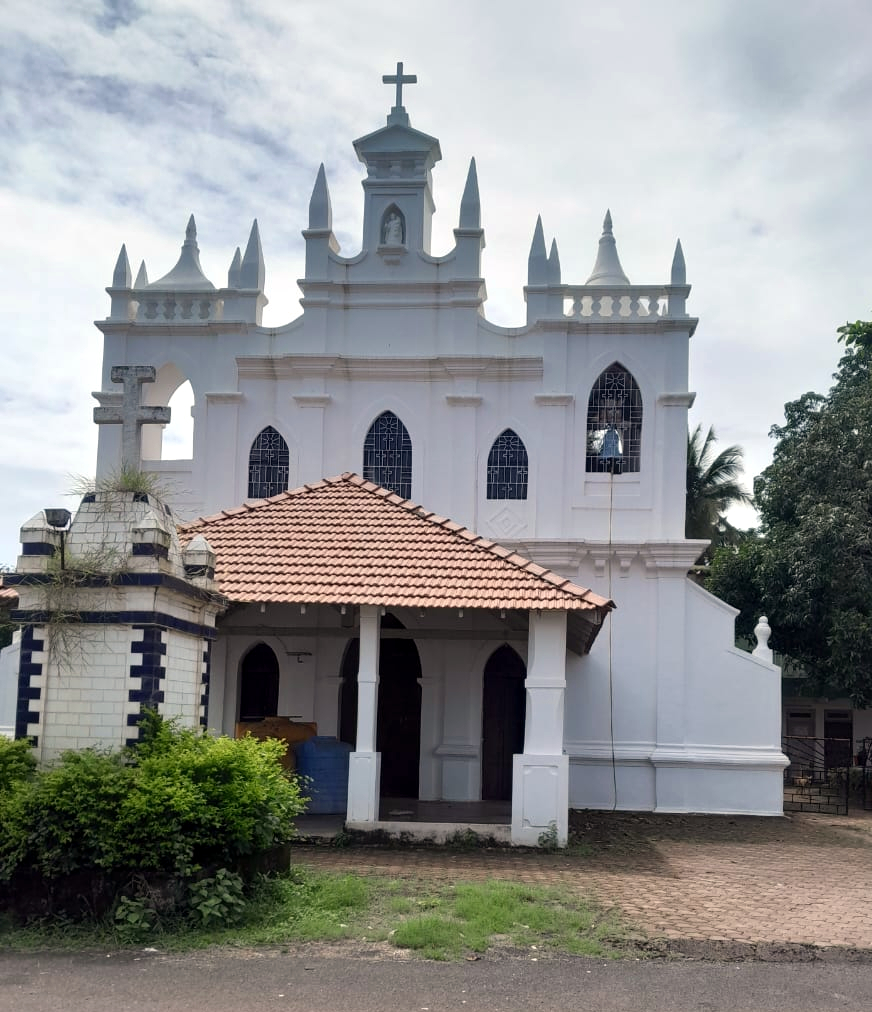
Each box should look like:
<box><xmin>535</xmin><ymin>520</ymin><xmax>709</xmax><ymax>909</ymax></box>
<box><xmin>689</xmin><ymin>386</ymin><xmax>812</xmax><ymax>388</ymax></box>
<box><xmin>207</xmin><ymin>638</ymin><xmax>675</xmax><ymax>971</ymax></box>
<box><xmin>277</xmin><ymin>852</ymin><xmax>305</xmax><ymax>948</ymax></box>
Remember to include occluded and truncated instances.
<box><xmin>383</xmin><ymin>211</ymin><xmax>404</xmax><ymax>245</ymax></box>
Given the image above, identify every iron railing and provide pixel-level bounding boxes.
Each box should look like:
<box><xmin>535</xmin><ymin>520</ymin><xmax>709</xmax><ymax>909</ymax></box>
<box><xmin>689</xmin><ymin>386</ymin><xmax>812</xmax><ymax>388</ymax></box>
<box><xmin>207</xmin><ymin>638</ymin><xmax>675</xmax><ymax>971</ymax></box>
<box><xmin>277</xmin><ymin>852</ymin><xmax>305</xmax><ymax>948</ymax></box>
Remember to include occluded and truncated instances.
<box><xmin>782</xmin><ymin>735</ymin><xmax>850</xmax><ymax>815</ymax></box>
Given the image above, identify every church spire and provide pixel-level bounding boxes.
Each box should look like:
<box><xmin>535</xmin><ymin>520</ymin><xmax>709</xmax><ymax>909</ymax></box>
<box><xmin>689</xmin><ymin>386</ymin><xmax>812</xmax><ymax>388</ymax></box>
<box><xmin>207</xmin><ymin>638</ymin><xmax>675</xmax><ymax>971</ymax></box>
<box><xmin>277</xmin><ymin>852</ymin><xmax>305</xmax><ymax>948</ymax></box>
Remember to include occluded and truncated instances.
<box><xmin>148</xmin><ymin>215</ymin><xmax>215</xmax><ymax>291</ymax></box>
<box><xmin>527</xmin><ymin>215</ymin><xmax>548</xmax><ymax>284</ymax></box>
<box><xmin>308</xmin><ymin>164</ymin><xmax>332</xmax><ymax>230</ymax></box>
<box><xmin>670</xmin><ymin>238</ymin><xmax>686</xmax><ymax>285</ymax></box>
<box><xmin>240</xmin><ymin>220</ymin><xmax>265</xmax><ymax>290</ymax></box>
<box><xmin>227</xmin><ymin>247</ymin><xmax>242</xmax><ymax>288</ymax></box>
<box><xmin>585</xmin><ymin>210</ymin><xmax>630</xmax><ymax>286</ymax></box>
<box><xmin>547</xmin><ymin>238</ymin><xmax>561</xmax><ymax>285</ymax></box>
<box><xmin>112</xmin><ymin>244</ymin><xmax>131</xmax><ymax>288</ymax></box>
<box><xmin>458</xmin><ymin>158</ymin><xmax>481</xmax><ymax>229</ymax></box>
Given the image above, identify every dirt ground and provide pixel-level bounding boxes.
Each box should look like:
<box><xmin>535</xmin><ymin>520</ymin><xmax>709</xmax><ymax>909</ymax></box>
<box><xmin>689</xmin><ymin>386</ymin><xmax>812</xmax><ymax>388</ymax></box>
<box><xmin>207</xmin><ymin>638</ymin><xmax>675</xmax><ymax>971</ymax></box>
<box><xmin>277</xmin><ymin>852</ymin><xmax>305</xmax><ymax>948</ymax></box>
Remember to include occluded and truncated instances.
<box><xmin>290</xmin><ymin>810</ymin><xmax>872</xmax><ymax>959</ymax></box>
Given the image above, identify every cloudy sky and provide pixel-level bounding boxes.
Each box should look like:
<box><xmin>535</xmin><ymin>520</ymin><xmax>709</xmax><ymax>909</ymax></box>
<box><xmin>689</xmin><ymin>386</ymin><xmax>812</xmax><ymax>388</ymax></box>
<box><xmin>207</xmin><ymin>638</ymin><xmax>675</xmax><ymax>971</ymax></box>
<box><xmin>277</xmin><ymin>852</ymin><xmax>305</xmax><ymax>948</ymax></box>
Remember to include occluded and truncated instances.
<box><xmin>1</xmin><ymin>0</ymin><xmax>870</xmax><ymax>565</ymax></box>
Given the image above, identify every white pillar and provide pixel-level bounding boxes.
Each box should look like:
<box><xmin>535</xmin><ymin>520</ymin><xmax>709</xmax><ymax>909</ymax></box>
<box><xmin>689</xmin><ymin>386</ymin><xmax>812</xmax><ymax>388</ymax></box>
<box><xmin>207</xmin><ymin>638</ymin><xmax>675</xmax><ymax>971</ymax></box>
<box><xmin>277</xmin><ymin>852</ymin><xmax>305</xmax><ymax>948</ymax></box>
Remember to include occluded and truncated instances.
<box><xmin>346</xmin><ymin>606</ymin><xmax>381</xmax><ymax>824</ymax></box>
<box><xmin>511</xmin><ymin>610</ymin><xmax>569</xmax><ymax>846</ymax></box>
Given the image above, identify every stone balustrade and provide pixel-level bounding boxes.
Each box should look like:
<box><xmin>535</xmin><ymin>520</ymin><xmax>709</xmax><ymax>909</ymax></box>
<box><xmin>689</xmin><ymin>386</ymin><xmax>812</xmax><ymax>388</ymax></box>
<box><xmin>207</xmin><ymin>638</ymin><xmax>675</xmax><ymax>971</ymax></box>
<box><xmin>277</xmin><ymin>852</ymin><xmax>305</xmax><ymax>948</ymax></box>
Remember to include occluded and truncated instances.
<box><xmin>135</xmin><ymin>291</ymin><xmax>225</xmax><ymax>323</ymax></box>
<box><xmin>562</xmin><ymin>284</ymin><xmax>684</xmax><ymax>320</ymax></box>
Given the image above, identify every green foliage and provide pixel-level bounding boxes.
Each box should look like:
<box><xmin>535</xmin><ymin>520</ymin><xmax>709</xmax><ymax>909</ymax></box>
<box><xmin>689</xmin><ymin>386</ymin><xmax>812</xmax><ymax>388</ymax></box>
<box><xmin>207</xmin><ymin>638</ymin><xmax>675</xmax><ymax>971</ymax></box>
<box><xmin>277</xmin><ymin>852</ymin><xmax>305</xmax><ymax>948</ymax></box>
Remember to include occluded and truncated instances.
<box><xmin>537</xmin><ymin>822</ymin><xmax>559</xmax><ymax>852</ymax></box>
<box><xmin>708</xmin><ymin>319</ymin><xmax>872</xmax><ymax>704</ymax></box>
<box><xmin>0</xmin><ymin>737</ymin><xmax>37</xmax><ymax>794</ymax></box>
<box><xmin>113</xmin><ymin>895</ymin><xmax>158</xmax><ymax>945</ymax></box>
<box><xmin>685</xmin><ymin>424</ymin><xmax>753</xmax><ymax>561</ymax></box>
<box><xmin>187</xmin><ymin>869</ymin><xmax>246</xmax><ymax>928</ymax></box>
<box><xmin>0</xmin><ymin>716</ymin><xmax>307</xmax><ymax>886</ymax></box>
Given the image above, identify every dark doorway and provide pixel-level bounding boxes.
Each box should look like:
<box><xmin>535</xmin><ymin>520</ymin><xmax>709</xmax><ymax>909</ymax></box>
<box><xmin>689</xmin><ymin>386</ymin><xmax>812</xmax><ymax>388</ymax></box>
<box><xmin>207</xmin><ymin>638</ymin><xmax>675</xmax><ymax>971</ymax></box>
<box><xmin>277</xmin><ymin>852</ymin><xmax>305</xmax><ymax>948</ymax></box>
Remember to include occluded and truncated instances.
<box><xmin>338</xmin><ymin>614</ymin><xmax>422</xmax><ymax>798</ymax></box>
<box><xmin>824</xmin><ymin>709</ymin><xmax>852</xmax><ymax>771</ymax></box>
<box><xmin>481</xmin><ymin>645</ymin><xmax>526</xmax><ymax>801</ymax></box>
<box><xmin>239</xmin><ymin>643</ymin><xmax>280</xmax><ymax>720</ymax></box>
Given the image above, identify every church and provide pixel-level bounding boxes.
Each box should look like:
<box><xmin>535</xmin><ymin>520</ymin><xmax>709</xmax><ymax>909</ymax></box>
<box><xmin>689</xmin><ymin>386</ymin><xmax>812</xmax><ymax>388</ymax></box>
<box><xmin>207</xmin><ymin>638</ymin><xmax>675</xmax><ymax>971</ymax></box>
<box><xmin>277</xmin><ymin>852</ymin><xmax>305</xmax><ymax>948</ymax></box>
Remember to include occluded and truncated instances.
<box><xmin>1</xmin><ymin>65</ymin><xmax>787</xmax><ymax>845</ymax></box>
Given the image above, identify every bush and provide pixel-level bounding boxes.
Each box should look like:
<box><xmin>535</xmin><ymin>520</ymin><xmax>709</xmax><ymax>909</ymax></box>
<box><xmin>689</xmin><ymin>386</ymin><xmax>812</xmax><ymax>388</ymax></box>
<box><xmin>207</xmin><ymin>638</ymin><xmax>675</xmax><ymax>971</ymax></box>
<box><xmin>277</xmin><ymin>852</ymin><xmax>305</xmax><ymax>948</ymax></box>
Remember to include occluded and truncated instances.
<box><xmin>0</xmin><ymin>716</ymin><xmax>308</xmax><ymax>887</ymax></box>
<box><xmin>0</xmin><ymin>737</ymin><xmax>37</xmax><ymax>794</ymax></box>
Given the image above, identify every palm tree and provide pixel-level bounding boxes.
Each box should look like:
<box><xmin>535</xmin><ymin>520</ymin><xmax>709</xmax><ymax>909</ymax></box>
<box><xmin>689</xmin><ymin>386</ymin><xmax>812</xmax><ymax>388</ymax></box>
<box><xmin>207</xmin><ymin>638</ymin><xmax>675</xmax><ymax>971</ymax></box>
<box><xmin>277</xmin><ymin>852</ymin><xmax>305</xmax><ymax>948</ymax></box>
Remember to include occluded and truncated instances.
<box><xmin>686</xmin><ymin>425</ymin><xmax>753</xmax><ymax>555</ymax></box>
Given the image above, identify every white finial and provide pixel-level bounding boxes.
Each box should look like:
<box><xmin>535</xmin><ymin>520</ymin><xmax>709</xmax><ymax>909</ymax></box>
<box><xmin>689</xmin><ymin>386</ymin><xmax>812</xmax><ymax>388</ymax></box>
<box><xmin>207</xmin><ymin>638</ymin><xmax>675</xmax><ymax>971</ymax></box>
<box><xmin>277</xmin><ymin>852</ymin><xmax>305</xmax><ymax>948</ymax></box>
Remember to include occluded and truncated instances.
<box><xmin>671</xmin><ymin>239</ymin><xmax>686</xmax><ymax>285</ymax></box>
<box><xmin>133</xmin><ymin>260</ymin><xmax>149</xmax><ymax>289</ymax></box>
<box><xmin>528</xmin><ymin>215</ymin><xmax>548</xmax><ymax>284</ymax></box>
<box><xmin>752</xmin><ymin>616</ymin><xmax>773</xmax><ymax>662</ymax></box>
<box><xmin>547</xmin><ymin>238</ymin><xmax>561</xmax><ymax>285</ymax></box>
<box><xmin>228</xmin><ymin>247</ymin><xmax>242</xmax><ymax>288</ymax></box>
<box><xmin>112</xmin><ymin>244</ymin><xmax>132</xmax><ymax>288</ymax></box>
<box><xmin>147</xmin><ymin>215</ymin><xmax>214</xmax><ymax>291</ymax></box>
<box><xmin>240</xmin><ymin>219</ymin><xmax>265</xmax><ymax>290</ymax></box>
<box><xmin>459</xmin><ymin>157</ymin><xmax>481</xmax><ymax>229</ymax></box>
<box><xmin>308</xmin><ymin>163</ymin><xmax>332</xmax><ymax>230</ymax></box>
<box><xmin>585</xmin><ymin>208</ymin><xmax>630</xmax><ymax>286</ymax></box>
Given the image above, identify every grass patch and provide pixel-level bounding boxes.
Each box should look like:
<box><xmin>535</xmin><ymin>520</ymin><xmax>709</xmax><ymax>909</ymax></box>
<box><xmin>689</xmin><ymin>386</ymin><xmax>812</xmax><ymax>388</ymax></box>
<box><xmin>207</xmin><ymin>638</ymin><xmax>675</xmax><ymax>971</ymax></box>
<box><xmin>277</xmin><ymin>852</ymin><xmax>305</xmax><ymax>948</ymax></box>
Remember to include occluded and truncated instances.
<box><xmin>0</xmin><ymin>869</ymin><xmax>630</xmax><ymax>961</ymax></box>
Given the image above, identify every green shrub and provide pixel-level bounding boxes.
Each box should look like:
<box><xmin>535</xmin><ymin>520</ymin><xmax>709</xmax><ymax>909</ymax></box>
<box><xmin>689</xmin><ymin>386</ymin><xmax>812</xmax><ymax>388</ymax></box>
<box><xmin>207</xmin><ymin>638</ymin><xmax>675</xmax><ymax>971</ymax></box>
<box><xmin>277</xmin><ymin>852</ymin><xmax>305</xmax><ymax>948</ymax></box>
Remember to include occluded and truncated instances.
<box><xmin>0</xmin><ymin>737</ymin><xmax>37</xmax><ymax>794</ymax></box>
<box><xmin>0</xmin><ymin>716</ymin><xmax>307</xmax><ymax>886</ymax></box>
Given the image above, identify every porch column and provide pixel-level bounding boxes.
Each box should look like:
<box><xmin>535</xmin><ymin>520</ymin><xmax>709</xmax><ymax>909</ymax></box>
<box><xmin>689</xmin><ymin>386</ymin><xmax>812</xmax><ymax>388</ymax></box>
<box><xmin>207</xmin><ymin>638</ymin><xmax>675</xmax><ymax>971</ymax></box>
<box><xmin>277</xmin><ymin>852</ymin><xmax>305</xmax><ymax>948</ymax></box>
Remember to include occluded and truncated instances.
<box><xmin>511</xmin><ymin>610</ymin><xmax>569</xmax><ymax>846</ymax></box>
<box><xmin>346</xmin><ymin>606</ymin><xmax>381</xmax><ymax>823</ymax></box>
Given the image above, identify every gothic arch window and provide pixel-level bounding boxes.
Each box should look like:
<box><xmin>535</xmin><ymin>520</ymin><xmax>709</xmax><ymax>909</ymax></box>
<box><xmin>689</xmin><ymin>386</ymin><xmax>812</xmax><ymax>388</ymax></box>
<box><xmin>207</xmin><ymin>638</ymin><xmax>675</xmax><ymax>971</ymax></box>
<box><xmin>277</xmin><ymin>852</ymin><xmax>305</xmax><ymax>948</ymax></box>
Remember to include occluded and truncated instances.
<box><xmin>248</xmin><ymin>426</ymin><xmax>289</xmax><ymax>499</ymax></box>
<box><xmin>486</xmin><ymin>429</ymin><xmax>528</xmax><ymax>499</ymax></box>
<box><xmin>585</xmin><ymin>363</ymin><xmax>643</xmax><ymax>473</ymax></box>
<box><xmin>363</xmin><ymin>411</ymin><xmax>412</xmax><ymax>499</ymax></box>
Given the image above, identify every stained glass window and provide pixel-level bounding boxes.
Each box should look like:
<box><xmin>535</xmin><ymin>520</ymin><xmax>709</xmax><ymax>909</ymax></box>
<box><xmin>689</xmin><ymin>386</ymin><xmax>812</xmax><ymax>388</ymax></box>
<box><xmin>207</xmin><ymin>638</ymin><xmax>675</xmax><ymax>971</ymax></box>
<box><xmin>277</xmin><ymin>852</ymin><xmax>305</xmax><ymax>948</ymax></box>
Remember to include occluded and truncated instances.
<box><xmin>585</xmin><ymin>364</ymin><xmax>642</xmax><ymax>473</ymax></box>
<box><xmin>248</xmin><ymin>426</ymin><xmax>289</xmax><ymax>499</ymax></box>
<box><xmin>363</xmin><ymin>411</ymin><xmax>412</xmax><ymax>498</ymax></box>
<box><xmin>486</xmin><ymin>429</ymin><xmax>528</xmax><ymax>499</ymax></box>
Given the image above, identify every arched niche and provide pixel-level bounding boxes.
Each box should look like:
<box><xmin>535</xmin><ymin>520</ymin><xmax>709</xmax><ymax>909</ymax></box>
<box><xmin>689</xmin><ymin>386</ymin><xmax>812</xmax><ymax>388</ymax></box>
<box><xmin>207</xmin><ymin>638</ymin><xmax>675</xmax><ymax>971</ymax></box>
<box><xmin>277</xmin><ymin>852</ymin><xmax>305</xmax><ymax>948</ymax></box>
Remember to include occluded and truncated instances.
<box><xmin>238</xmin><ymin>642</ymin><xmax>280</xmax><ymax>721</ymax></box>
<box><xmin>380</xmin><ymin>204</ymin><xmax>406</xmax><ymax>246</ymax></box>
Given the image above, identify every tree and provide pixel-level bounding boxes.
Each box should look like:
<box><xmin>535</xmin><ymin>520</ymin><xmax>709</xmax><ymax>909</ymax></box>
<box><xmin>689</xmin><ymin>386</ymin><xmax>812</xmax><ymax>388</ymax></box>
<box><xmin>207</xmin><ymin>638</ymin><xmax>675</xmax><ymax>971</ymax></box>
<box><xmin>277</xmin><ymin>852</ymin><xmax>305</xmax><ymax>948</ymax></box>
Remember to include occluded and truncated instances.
<box><xmin>685</xmin><ymin>424</ymin><xmax>753</xmax><ymax>561</ymax></box>
<box><xmin>708</xmin><ymin>316</ymin><xmax>872</xmax><ymax>705</ymax></box>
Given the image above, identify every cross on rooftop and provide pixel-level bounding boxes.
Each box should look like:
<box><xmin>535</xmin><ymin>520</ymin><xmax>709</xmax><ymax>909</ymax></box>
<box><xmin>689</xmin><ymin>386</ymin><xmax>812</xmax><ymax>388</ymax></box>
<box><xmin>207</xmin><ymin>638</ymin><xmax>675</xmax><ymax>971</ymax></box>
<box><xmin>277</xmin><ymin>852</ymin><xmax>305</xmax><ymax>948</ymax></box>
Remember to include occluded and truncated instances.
<box><xmin>382</xmin><ymin>61</ymin><xmax>417</xmax><ymax>108</ymax></box>
<box><xmin>93</xmin><ymin>365</ymin><xmax>171</xmax><ymax>471</ymax></box>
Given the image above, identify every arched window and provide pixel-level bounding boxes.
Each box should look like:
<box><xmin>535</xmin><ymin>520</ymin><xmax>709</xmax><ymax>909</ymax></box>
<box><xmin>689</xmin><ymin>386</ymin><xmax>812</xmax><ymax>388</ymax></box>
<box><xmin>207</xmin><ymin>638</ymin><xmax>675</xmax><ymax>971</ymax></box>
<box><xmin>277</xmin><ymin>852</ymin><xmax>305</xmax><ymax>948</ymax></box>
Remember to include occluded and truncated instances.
<box><xmin>363</xmin><ymin>411</ymin><xmax>412</xmax><ymax>498</ymax></box>
<box><xmin>585</xmin><ymin>363</ymin><xmax>642</xmax><ymax>473</ymax></box>
<box><xmin>486</xmin><ymin>429</ymin><xmax>528</xmax><ymax>499</ymax></box>
<box><xmin>248</xmin><ymin>426</ymin><xmax>289</xmax><ymax>499</ymax></box>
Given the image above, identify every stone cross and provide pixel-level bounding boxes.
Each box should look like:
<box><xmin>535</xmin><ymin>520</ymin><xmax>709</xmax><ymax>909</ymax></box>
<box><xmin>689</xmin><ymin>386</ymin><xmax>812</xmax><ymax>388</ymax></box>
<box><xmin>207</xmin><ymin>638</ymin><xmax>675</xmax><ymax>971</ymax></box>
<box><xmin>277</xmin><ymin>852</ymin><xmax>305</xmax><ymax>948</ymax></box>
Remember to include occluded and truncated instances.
<box><xmin>382</xmin><ymin>61</ymin><xmax>417</xmax><ymax>108</ymax></box>
<box><xmin>93</xmin><ymin>365</ymin><xmax>171</xmax><ymax>470</ymax></box>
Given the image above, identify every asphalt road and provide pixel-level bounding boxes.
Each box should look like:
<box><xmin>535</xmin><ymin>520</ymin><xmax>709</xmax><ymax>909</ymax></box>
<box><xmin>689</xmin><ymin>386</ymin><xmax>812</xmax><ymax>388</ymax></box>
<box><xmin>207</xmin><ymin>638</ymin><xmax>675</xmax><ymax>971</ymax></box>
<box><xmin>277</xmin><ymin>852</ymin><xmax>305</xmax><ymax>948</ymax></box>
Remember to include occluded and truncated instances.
<box><xmin>2</xmin><ymin>946</ymin><xmax>871</xmax><ymax>1011</ymax></box>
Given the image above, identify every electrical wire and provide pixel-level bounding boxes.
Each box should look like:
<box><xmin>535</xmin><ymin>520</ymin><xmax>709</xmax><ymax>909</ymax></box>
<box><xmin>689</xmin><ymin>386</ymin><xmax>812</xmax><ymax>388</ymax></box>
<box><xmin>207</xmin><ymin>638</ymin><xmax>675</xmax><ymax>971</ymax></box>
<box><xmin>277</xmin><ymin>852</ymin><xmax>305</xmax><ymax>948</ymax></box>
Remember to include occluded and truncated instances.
<box><xmin>607</xmin><ymin>458</ymin><xmax>618</xmax><ymax>811</ymax></box>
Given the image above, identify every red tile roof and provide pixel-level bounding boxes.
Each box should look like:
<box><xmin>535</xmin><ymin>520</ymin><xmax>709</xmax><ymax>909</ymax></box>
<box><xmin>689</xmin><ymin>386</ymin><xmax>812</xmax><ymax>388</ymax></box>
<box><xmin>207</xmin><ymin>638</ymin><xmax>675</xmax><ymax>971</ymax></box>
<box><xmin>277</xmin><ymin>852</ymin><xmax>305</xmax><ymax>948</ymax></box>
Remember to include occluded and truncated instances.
<box><xmin>0</xmin><ymin>578</ymin><xmax>17</xmax><ymax>606</ymax></box>
<box><xmin>178</xmin><ymin>474</ymin><xmax>613</xmax><ymax>617</ymax></box>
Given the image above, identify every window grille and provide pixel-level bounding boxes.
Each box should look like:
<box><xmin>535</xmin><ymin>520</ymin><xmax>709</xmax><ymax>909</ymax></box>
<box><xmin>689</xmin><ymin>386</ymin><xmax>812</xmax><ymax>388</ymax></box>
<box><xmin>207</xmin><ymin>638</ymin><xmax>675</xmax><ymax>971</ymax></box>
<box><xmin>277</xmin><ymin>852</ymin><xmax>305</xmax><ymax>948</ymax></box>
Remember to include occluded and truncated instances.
<box><xmin>585</xmin><ymin>364</ymin><xmax>642</xmax><ymax>473</ymax></box>
<box><xmin>363</xmin><ymin>411</ymin><xmax>412</xmax><ymax>498</ymax></box>
<box><xmin>486</xmin><ymin>429</ymin><xmax>528</xmax><ymax>499</ymax></box>
<box><xmin>248</xmin><ymin>426</ymin><xmax>290</xmax><ymax>499</ymax></box>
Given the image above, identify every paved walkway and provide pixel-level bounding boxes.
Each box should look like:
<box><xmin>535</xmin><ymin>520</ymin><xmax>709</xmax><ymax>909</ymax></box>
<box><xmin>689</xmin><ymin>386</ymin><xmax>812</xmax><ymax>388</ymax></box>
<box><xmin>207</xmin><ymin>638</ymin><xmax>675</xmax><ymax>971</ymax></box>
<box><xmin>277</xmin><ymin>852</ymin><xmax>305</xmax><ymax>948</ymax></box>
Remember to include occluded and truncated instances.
<box><xmin>290</xmin><ymin>811</ymin><xmax>872</xmax><ymax>949</ymax></box>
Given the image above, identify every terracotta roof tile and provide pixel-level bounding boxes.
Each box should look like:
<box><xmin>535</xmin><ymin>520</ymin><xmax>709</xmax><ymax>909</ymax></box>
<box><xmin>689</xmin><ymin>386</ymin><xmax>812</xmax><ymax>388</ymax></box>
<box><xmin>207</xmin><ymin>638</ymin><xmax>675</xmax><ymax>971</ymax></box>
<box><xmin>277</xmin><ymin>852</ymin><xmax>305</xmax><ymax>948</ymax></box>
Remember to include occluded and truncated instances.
<box><xmin>178</xmin><ymin>474</ymin><xmax>613</xmax><ymax>617</ymax></box>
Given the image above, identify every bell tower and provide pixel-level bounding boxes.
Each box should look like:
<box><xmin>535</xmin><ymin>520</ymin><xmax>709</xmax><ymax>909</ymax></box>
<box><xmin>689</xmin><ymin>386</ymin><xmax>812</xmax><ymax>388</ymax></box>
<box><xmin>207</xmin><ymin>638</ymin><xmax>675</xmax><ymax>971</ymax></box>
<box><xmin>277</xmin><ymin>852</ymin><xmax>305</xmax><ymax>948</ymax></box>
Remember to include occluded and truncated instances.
<box><xmin>352</xmin><ymin>62</ymin><xmax>442</xmax><ymax>255</ymax></box>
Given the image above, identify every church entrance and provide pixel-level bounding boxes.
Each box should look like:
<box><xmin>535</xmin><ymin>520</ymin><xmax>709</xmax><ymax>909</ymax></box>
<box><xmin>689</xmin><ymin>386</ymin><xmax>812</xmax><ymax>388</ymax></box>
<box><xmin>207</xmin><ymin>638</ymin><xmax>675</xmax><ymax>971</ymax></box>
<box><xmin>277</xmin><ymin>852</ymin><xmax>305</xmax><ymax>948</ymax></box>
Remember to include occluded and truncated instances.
<box><xmin>481</xmin><ymin>645</ymin><xmax>526</xmax><ymax>801</ymax></box>
<box><xmin>238</xmin><ymin>643</ymin><xmax>280</xmax><ymax>721</ymax></box>
<box><xmin>339</xmin><ymin>614</ymin><xmax>422</xmax><ymax>798</ymax></box>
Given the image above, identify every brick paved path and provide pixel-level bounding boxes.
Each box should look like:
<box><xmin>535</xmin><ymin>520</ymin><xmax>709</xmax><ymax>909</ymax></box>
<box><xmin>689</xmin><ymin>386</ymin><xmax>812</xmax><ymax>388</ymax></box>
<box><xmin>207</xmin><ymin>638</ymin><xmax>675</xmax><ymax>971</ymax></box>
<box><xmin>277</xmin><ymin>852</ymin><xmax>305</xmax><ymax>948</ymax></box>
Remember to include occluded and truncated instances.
<box><xmin>290</xmin><ymin>812</ymin><xmax>872</xmax><ymax>949</ymax></box>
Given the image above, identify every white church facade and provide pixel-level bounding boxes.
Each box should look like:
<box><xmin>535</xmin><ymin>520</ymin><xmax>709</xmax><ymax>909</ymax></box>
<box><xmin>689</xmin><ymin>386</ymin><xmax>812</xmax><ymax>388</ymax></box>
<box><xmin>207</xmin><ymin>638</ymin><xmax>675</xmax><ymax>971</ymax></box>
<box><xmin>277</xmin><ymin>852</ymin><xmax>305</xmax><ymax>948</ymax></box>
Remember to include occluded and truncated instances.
<box><xmin>2</xmin><ymin>66</ymin><xmax>787</xmax><ymax>843</ymax></box>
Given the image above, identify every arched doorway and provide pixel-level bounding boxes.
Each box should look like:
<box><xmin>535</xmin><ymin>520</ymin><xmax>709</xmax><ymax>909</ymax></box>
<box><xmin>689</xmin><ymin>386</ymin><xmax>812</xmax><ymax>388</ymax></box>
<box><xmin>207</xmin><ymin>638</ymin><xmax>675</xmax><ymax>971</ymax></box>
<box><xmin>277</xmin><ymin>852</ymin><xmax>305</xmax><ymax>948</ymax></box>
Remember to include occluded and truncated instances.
<box><xmin>338</xmin><ymin>614</ymin><xmax>422</xmax><ymax>798</ymax></box>
<box><xmin>238</xmin><ymin>643</ymin><xmax>280</xmax><ymax>721</ymax></box>
<box><xmin>481</xmin><ymin>645</ymin><xmax>526</xmax><ymax>801</ymax></box>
